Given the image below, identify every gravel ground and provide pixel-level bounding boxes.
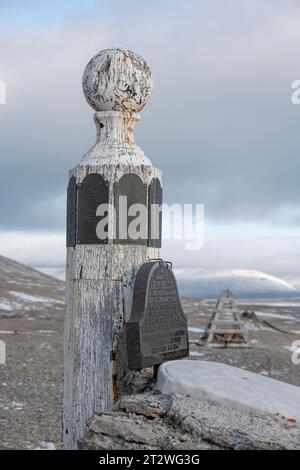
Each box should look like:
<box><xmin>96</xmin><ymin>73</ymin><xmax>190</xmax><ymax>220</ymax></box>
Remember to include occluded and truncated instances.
<box><xmin>0</xmin><ymin>310</ymin><xmax>63</xmax><ymax>450</ymax></box>
<box><xmin>182</xmin><ymin>297</ymin><xmax>300</xmax><ymax>387</ymax></box>
<box><xmin>0</xmin><ymin>296</ymin><xmax>300</xmax><ymax>449</ymax></box>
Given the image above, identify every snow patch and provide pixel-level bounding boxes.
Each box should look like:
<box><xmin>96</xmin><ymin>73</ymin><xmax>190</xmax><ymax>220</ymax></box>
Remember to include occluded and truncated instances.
<box><xmin>189</xmin><ymin>351</ymin><xmax>207</xmax><ymax>357</ymax></box>
<box><xmin>9</xmin><ymin>291</ymin><xmax>64</xmax><ymax>305</ymax></box>
<box><xmin>34</xmin><ymin>441</ymin><xmax>56</xmax><ymax>450</ymax></box>
<box><xmin>0</xmin><ymin>300</ymin><xmax>14</xmax><ymax>311</ymax></box>
<box><xmin>284</xmin><ymin>344</ymin><xmax>300</xmax><ymax>352</ymax></box>
<box><xmin>0</xmin><ymin>401</ymin><xmax>25</xmax><ymax>411</ymax></box>
<box><xmin>256</xmin><ymin>311</ymin><xmax>297</xmax><ymax>321</ymax></box>
<box><xmin>188</xmin><ymin>326</ymin><xmax>205</xmax><ymax>333</ymax></box>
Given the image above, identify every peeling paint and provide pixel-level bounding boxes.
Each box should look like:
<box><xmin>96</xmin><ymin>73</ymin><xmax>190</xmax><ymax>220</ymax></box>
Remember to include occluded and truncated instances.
<box><xmin>82</xmin><ymin>48</ymin><xmax>152</xmax><ymax>113</ymax></box>
<box><xmin>63</xmin><ymin>48</ymin><xmax>162</xmax><ymax>450</ymax></box>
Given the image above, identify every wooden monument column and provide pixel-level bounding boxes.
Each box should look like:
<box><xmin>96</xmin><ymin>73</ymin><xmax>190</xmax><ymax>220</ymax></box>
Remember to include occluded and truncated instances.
<box><xmin>63</xmin><ymin>48</ymin><xmax>162</xmax><ymax>449</ymax></box>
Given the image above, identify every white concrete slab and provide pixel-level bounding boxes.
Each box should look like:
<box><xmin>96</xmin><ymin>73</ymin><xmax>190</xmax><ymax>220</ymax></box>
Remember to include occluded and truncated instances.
<box><xmin>157</xmin><ymin>360</ymin><xmax>300</xmax><ymax>426</ymax></box>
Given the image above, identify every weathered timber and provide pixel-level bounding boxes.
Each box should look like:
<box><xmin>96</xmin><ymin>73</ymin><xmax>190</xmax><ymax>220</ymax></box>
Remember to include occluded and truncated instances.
<box><xmin>63</xmin><ymin>48</ymin><xmax>162</xmax><ymax>449</ymax></box>
<box><xmin>203</xmin><ymin>289</ymin><xmax>249</xmax><ymax>348</ymax></box>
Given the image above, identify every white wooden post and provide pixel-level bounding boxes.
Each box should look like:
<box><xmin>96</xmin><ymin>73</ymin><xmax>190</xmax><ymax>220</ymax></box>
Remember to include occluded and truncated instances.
<box><xmin>63</xmin><ymin>48</ymin><xmax>162</xmax><ymax>449</ymax></box>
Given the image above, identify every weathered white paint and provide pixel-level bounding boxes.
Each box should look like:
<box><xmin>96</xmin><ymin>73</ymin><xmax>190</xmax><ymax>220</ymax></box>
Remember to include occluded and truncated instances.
<box><xmin>80</xmin><ymin>112</ymin><xmax>152</xmax><ymax>166</ymax></box>
<box><xmin>63</xmin><ymin>49</ymin><xmax>161</xmax><ymax>449</ymax></box>
<box><xmin>82</xmin><ymin>48</ymin><xmax>152</xmax><ymax>113</ymax></box>
<box><xmin>157</xmin><ymin>360</ymin><xmax>300</xmax><ymax>427</ymax></box>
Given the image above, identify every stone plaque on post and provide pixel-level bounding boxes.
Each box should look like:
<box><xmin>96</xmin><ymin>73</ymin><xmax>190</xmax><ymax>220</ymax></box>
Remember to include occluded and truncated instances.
<box><xmin>77</xmin><ymin>173</ymin><xmax>109</xmax><ymax>244</ymax></box>
<box><xmin>148</xmin><ymin>177</ymin><xmax>162</xmax><ymax>248</ymax></box>
<box><xmin>126</xmin><ymin>260</ymin><xmax>189</xmax><ymax>369</ymax></box>
<box><xmin>66</xmin><ymin>176</ymin><xmax>77</xmax><ymax>247</ymax></box>
<box><xmin>114</xmin><ymin>173</ymin><xmax>147</xmax><ymax>245</ymax></box>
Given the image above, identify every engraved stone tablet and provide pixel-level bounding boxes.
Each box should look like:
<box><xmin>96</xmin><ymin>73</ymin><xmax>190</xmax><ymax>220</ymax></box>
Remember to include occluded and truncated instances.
<box><xmin>66</xmin><ymin>176</ymin><xmax>77</xmax><ymax>247</ymax></box>
<box><xmin>148</xmin><ymin>177</ymin><xmax>162</xmax><ymax>248</ymax></box>
<box><xmin>126</xmin><ymin>261</ymin><xmax>189</xmax><ymax>369</ymax></box>
<box><xmin>77</xmin><ymin>173</ymin><xmax>109</xmax><ymax>244</ymax></box>
<box><xmin>114</xmin><ymin>173</ymin><xmax>147</xmax><ymax>245</ymax></box>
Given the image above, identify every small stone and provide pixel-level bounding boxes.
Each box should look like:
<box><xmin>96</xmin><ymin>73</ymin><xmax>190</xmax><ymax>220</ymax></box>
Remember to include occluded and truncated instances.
<box><xmin>121</xmin><ymin>393</ymin><xmax>171</xmax><ymax>418</ymax></box>
<box><xmin>122</xmin><ymin>368</ymin><xmax>154</xmax><ymax>394</ymax></box>
<box><xmin>79</xmin><ymin>432</ymin><xmax>156</xmax><ymax>451</ymax></box>
<box><xmin>88</xmin><ymin>413</ymin><xmax>159</xmax><ymax>446</ymax></box>
<box><xmin>242</xmin><ymin>310</ymin><xmax>258</xmax><ymax>320</ymax></box>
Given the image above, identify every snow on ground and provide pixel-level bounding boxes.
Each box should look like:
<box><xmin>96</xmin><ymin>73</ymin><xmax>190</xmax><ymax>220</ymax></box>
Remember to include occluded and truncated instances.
<box><xmin>188</xmin><ymin>326</ymin><xmax>205</xmax><ymax>333</ymax></box>
<box><xmin>0</xmin><ymin>256</ymin><xmax>65</xmax><ymax>317</ymax></box>
<box><xmin>0</xmin><ymin>402</ymin><xmax>25</xmax><ymax>411</ymax></box>
<box><xmin>189</xmin><ymin>351</ymin><xmax>207</xmax><ymax>357</ymax></box>
<box><xmin>256</xmin><ymin>311</ymin><xmax>298</xmax><ymax>321</ymax></box>
<box><xmin>284</xmin><ymin>344</ymin><xmax>300</xmax><ymax>352</ymax></box>
<box><xmin>245</xmin><ymin>323</ymin><xmax>273</xmax><ymax>331</ymax></box>
<box><xmin>0</xmin><ymin>292</ymin><xmax>64</xmax><ymax>315</ymax></box>
<box><xmin>0</xmin><ymin>255</ymin><xmax>64</xmax><ymax>310</ymax></box>
<box><xmin>9</xmin><ymin>291</ymin><xmax>64</xmax><ymax>305</ymax></box>
<box><xmin>0</xmin><ymin>300</ymin><xmax>15</xmax><ymax>312</ymax></box>
<box><xmin>29</xmin><ymin>441</ymin><xmax>56</xmax><ymax>450</ymax></box>
<box><xmin>39</xmin><ymin>441</ymin><xmax>56</xmax><ymax>450</ymax></box>
<box><xmin>238</xmin><ymin>300</ymin><xmax>300</xmax><ymax>307</ymax></box>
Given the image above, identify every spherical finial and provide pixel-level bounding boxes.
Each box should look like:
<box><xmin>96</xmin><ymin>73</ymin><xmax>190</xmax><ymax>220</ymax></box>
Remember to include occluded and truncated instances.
<box><xmin>82</xmin><ymin>48</ymin><xmax>153</xmax><ymax>113</ymax></box>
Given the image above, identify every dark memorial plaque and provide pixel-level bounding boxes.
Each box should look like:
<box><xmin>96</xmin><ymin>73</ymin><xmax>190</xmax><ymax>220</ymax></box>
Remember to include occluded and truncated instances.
<box><xmin>66</xmin><ymin>176</ymin><xmax>77</xmax><ymax>247</ymax></box>
<box><xmin>126</xmin><ymin>260</ymin><xmax>189</xmax><ymax>369</ymax></box>
<box><xmin>114</xmin><ymin>173</ymin><xmax>147</xmax><ymax>245</ymax></box>
<box><xmin>148</xmin><ymin>177</ymin><xmax>162</xmax><ymax>248</ymax></box>
<box><xmin>77</xmin><ymin>173</ymin><xmax>109</xmax><ymax>244</ymax></box>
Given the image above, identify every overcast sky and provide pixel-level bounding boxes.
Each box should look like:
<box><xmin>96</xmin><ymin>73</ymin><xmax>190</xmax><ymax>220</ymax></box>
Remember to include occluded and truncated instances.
<box><xmin>0</xmin><ymin>0</ymin><xmax>300</xmax><ymax>278</ymax></box>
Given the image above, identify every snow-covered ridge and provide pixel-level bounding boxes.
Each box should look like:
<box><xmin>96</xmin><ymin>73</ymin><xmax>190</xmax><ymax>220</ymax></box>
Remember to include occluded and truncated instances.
<box><xmin>174</xmin><ymin>268</ymin><xmax>300</xmax><ymax>299</ymax></box>
<box><xmin>0</xmin><ymin>255</ymin><xmax>64</xmax><ymax>316</ymax></box>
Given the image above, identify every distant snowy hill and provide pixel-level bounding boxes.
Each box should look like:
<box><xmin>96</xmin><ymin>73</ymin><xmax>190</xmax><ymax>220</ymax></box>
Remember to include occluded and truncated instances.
<box><xmin>288</xmin><ymin>277</ymin><xmax>300</xmax><ymax>292</ymax></box>
<box><xmin>38</xmin><ymin>266</ymin><xmax>66</xmax><ymax>281</ymax></box>
<box><xmin>1</xmin><ymin>253</ymin><xmax>298</xmax><ymax>311</ymax></box>
<box><xmin>174</xmin><ymin>268</ymin><xmax>300</xmax><ymax>299</ymax></box>
<box><xmin>0</xmin><ymin>255</ymin><xmax>64</xmax><ymax>316</ymax></box>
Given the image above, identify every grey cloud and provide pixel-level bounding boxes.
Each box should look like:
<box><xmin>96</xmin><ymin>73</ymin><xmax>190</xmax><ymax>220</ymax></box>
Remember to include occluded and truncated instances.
<box><xmin>1</xmin><ymin>1</ymin><xmax>300</xmax><ymax>230</ymax></box>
